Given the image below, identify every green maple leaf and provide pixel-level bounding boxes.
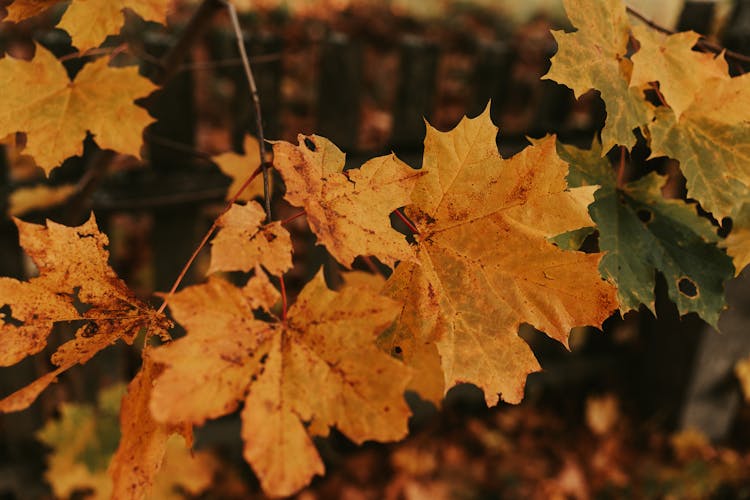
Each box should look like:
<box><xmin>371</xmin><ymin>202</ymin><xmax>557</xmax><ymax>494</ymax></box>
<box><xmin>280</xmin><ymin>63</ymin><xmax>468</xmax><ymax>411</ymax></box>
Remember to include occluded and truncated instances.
<box><xmin>558</xmin><ymin>141</ymin><xmax>734</xmax><ymax>328</ymax></box>
<box><xmin>544</xmin><ymin>0</ymin><xmax>650</xmax><ymax>152</ymax></box>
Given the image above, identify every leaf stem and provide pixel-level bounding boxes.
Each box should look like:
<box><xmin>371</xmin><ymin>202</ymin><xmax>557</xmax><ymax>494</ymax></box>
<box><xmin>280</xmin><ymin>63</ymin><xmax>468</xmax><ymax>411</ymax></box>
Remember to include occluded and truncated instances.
<box><xmin>222</xmin><ymin>0</ymin><xmax>273</xmax><ymax>222</ymax></box>
<box><xmin>393</xmin><ymin>209</ymin><xmax>420</xmax><ymax>235</ymax></box>
<box><xmin>616</xmin><ymin>146</ymin><xmax>627</xmax><ymax>189</ymax></box>
<box><xmin>625</xmin><ymin>5</ymin><xmax>750</xmax><ymax>64</ymax></box>
<box><xmin>279</xmin><ymin>274</ymin><xmax>288</xmax><ymax>321</ymax></box>
<box><xmin>156</xmin><ymin>166</ymin><xmax>263</xmax><ymax>314</ymax></box>
<box><xmin>281</xmin><ymin>210</ymin><xmax>306</xmax><ymax>225</ymax></box>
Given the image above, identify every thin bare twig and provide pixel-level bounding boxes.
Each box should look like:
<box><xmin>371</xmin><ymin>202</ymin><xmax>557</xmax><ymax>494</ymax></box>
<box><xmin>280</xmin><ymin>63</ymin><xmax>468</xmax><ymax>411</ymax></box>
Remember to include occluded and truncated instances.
<box><xmin>626</xmin><ymin>5</ymin><xmax>750</xmax><ymax>64</ymax></box>
<box><xmin>156</xmin><ymin>165</ymin><xmax>263</xmax><ymax>314</ymax></box>
<box><xmin>222</xmin><ymin>0</ymin><xmax>273</xmax><ymax>222</ymax></box>
<box><xmin>157</xmin><ymin>0</ymin><xmax>226</xmax><ymax>85</ymax></box>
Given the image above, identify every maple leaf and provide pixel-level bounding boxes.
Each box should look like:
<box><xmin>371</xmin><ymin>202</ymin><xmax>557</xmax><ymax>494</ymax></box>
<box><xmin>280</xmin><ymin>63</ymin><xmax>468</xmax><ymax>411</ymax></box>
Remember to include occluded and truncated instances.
<box><xmin>0</xmin><ymin>44</ymin><xmax>156</xmax><ymax>174</ymax></box>
<box><xmin>0</xmin><ymin>214</ymin><xmax>169</xmax><ymax>412</ymax></box>
<box><xmin>5</xmin><ymin>0</ymin><xmax>170</xmax><ymax>51</ymax></box>
<box><xmin>208</xmin><ymin>201</ymin><xmax>293</xmax><ymax>276</ymax></box>
<box><xmin>629</xmin><ymin>27</ymin><xmax>728</xmax><ymax>119</ymax></box>
<box><xmin>722</xmin><ymin>203</ymin><xmax>750</xmax><ymax>276</ymax></box>
<box><xmin>212</xmin><ymin>135</ymin><xmax>267</xmax><ymax>201</ymax></box>
<box><xmin>382</xmin><ymin>108</ymin><xmax>617</xmax><ymax>406</ymax></box>
<box><xmin>544</xmin><ymin>0</ymin><xmax>650</xmax><ymax>151</ymax></box>
<box><xmin>272</xmin><ymin>135</ymin><xmax>423</xmax><ymax>268</ymax></box>
<box><xmin>9</xmin><ymin>184</ymin><xmax>78</xmax><ymax>216</ymax></box>
<box><xmin>38</xmin><ymin>379</ymin><xmax>215</xmax><ymax>500</ymax></box>
<box><xmin>149</xmin><ymin>271</ymin><xmax>411</xmax><ymax>497</ymax></box>
<box><xmin>559</xmin><ymin>141</ymin><xmax>734</xmax><ymax>328</ymax></box>
<box><xmin>646</xmin><ymin>74</ymin><xmax>750</xmax><ymax>220</ymax></box>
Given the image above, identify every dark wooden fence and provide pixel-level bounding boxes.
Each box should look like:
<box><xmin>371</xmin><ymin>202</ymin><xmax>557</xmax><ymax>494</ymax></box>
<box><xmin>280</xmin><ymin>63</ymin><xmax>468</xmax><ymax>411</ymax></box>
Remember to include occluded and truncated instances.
<box><xmin>0</xmin><ymin>1</ymin><xmax>749</xmax><ymax>494</ymax></box>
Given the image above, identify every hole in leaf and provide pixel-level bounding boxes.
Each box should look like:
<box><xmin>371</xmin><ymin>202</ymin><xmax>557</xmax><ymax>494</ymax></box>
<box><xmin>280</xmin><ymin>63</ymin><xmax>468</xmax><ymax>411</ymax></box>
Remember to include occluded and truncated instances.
<box><xmin>636</xmin><ymin>209</ymin><xmax>653</xmax><ymax>223</ymax></box>
<box><xmin>678</xmin><ymin>277</ymin><xmax>698</xmax><ymax>298</ymax></box>
<box><xmin>70</xmin><ymin>287</ymin><xmax>93</xmax><ymax>315</ymax></box>
<box><xmin>393</xmin><ymin>346</ymin><xmax>403</xmax><ymax>355</ymax></box>
<box><xmin>81</xmin><ymin>321</ymin><xmax>99</xmax><ymax>338</ymax></box>
<box><xmin>303</xmin><ymin>137</ymin><xmax>316</xmax><ymax>151</ymax></box>
<box><xmin>0</xmin><ymin>305</ymin><xmax>23</xmax><ymax>327</ymax></box>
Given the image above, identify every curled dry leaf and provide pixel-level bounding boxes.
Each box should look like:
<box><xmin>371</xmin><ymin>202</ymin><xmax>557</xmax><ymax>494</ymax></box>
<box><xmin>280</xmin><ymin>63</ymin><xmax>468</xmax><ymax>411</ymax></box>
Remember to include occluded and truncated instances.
<box><xmin>382</xmin><ymin>108</ymin><xmax>617</xmax><ymax>406</ymax></box>
<box><xmin>208</xmin><ymin>201</ymin><xmax>293</xmax><ymax>276</ymax></box>
<box><xmin>149</xmin><ymin>271</ymin><xmax>411</xmax><ymax>497</ymax></box>
<box><xmin>5</xmin><ymin>0</ymin><xmax>171</xmax><ymax>51</ymax></box>
<box><xmin>0</xmin><ymin>214</ymin><xmax>170</xmax><ymax>412</ymax></box>
<box><xmin>0</xmin><ymin>44</ymin><xmax>156</xmax><ymax>174</ymax></box>
<box><xmin>272</xmin><ymin>135</ymin><xmax>423</xmax><ymax>268</ymax></box>
<box><xmin>212</xmin><ymin>135</ymin><xmax>267</xmax><ymax>201</ymax></box>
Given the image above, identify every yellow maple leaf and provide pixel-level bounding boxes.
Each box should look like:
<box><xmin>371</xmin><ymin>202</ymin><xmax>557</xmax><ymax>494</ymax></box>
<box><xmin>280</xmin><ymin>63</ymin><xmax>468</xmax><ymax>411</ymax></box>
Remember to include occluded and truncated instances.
<box><xmin>272</xmin><ymin>135</ymin><xmax>423</xmax><ymax>268</ymax></box>
<box><xmin>149</xmin><ymin>271</ymin><xmax>411</xmax><ymax>497</ymax></box>
<box><xmin>0</xmin><ymin>45</ymin><xmax>156</xmax><ymax>175</ymax></box>
<box><xmin>5</xmin><ymin>0</ymin><xmax>170</xmax><ymax>51</ymax></box>
<box><xmin>383</xmin><ymin>108</ymin><xmax>618</xmax><ymax>406</ymax></box>
<box><xmin>208</xmin><ymin>201</ymin><xmax>293</xmax><ymax>276</ymax></box>
<box><xmin>0</xmin><ymin>215</ymin><xmax>170</xmax><ymax>413</ymax></box>
<box><xmin>630</xmin><ymin>27</ymin><xmax>728</xmax><ymax>119</ymax></box>
<box><xmin>544</xmin><ymin>0</ymin><xmax>651</xmax><ymax>151</ymax></box>
<box><xmin>722</xmin><ymin>204</ymin><xmax>750</xmax><ymax>276</ymax></box>
<box><xmin>212</xmin><ymin>135</ymin><xmax>267</xmax><ymax>201</ymax></box>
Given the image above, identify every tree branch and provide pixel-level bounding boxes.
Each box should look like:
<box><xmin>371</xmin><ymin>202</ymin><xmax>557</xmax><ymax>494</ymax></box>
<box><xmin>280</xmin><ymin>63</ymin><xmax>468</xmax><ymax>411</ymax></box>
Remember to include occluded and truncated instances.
<box><xmin>626</xmin><ymin>5</ymin><xmax>750</xmax><ymax>65</ymax></box>
<box><xmin>221</xmin><ymin>0</ymin><xmax>273</xmax><ymax>222</ymax></box>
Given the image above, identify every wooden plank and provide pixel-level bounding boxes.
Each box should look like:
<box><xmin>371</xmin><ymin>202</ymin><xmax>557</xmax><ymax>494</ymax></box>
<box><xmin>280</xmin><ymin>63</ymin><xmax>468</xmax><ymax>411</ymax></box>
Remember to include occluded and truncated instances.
<box><xmin>317</xmin><ymin>32</ymin><xmax>362</xmax><ymax>152</ymax></box>
<box><xmin>391</xmin><ymin>35</ymin><xmax>439</xmax><ymax>150</ymax></box>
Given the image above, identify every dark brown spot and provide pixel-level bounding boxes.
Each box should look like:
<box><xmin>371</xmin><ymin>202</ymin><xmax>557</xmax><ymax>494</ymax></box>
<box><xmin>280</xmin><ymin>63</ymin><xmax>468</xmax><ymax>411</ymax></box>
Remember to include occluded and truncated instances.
<box><xmin>393</xmin><ymin>346</ymin><xmax>403</xmax><ymax>355</ymax></box>
<box><xmin>304</xmin><ymin>137</ymin><xmax>316</xmax><ymax>151</ymax></box>
<box><xmin>264</xmin><ymin>232</ymin><xmax>277</xmax><ymax>242</ymax></box>
<box><xmin>678</xmin><ymin>277</ymin><xmax>698</xmax><ymax>298</ymax></box>
<box><xmin>81</xmin><ymin>321</ymin><xmax>99</xmax><ymax>338</ymax></box>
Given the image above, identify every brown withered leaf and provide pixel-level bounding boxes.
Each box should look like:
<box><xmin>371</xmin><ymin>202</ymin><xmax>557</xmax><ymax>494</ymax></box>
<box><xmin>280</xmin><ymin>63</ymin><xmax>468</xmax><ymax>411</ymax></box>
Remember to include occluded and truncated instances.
<box><xmin>0</xmin><ymin>214</ymin><xmax>170</xmax><ymax>412</ymax></box>
<box><xmin>383</xmin><ymin>108</ymin><xmax>618</xmax><ymax>406</ymax></box>
<box><xmin>149</xmin><ymin>271</ymin><xmax>411</xmax><ymax>497</ymax></box>
<box><xmin>212</xmin><ymin>135</ymin><xmax>267</xmax><ymax>201</ymax></box>
<box><xmin>272</xmin><ymin>135</ymin><xmax>423</xmax><ymax>268</ymax></box>
<box><xmin>208</xmin><ymin>201</ymin><xmax>293</xmax><ymax>276</ymax></box>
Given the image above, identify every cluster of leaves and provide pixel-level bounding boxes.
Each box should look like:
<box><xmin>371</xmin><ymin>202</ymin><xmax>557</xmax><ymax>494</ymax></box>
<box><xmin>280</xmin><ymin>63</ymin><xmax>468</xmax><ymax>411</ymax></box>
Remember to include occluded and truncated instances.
<box><xmin>0</xmin><ymin>0</ymin><xmax>747</xmax><ymax>497</ymax></box>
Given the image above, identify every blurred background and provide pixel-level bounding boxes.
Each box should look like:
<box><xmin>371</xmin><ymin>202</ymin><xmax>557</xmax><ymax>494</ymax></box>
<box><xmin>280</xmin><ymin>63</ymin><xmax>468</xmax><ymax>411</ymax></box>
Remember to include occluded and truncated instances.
<box><xmin>2</xmin><ymin>0</ymin><xmax>750</xmax><ymax>498</ymax></box>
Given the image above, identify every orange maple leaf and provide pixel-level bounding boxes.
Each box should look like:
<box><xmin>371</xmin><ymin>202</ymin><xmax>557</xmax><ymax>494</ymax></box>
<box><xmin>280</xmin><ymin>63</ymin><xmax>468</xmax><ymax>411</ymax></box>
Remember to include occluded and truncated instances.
<box><xmin>149</xmin><ymin>271</ymin><xmax>411</xmax><ymax>497</ymax></box>
<box><xmin>0</xmin><ymin>215</ymin><xmax>170</xmax><ymax>412</ymax></box>
<box><xmin>0</xmin><ymin>45</ymin><xmax>156</xmax><ymax>174</ymax></box>
<box><xmin>382</xmin><ymin>108</ymin><xmax>618</xmax><ymax>406</ymax></box>
<box><xmin>273</xmin><ymin>135</ymin><xmax>423</xmax><ymax>268</ymax></box>
<box><xmin>109</xmin><ymin>351</ymin><xmax>194</xmax><ymax>499</ymax></box>
<box><xmin>5</xmin><ymin>0</ymin><xmax>171</xmax><ymax>51</ymax></box>
<box><xmin>212</xmin><ymin>135</ymin><xmax>267</xmax><ymax>201</ymax></box>
<box><xmin>208</xmin><ymin>201</ymin><xmax>293</xmax><ymax>276</ymax></box>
